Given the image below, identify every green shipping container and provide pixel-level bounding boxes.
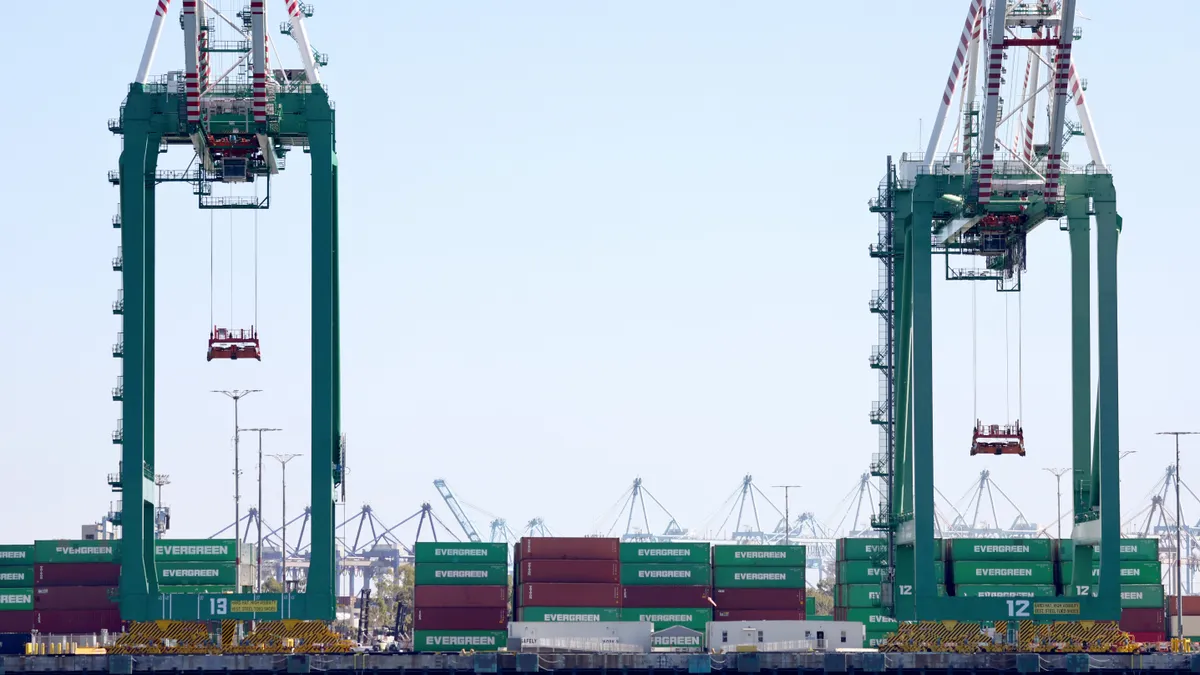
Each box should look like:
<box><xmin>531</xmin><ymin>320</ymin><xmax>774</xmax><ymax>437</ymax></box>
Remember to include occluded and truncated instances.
<box><xmin>621</xmin><ymin>563</ymin><xmax>711</xmax><ymax>586</ymax></box>
<box><xmin>158</xmin><ymin>562</ymin><xmax>237</xmax><ymax>586</ymax></box>
<box><xmin>414</xmin><ymin>542</ymin><xmax>508</xmax><ymax>564</ymax></box>
<box><xmin>949</xmin><ymin>538</ymin><xmax>1052</xmax><ymax>562</ymax></box>
<box><xmin>0</xmin><ymin>589</ymin><xmax>33</xmax><ymax>612</ymax></box>
<box><xmin>415</xmin><ymin>563</ymin><xmax>508</xmax><ymax>586</ymax></box>
<box><xmin>1063</xmin><ymin>584</ymin><xmax>1164</xmax><ymax>608</ymax></box>
<box><xmin>413</xmin><ymin>630</ymin><xmax>506</xmax><ymax>652</ymax></box>
<box><xmin>838</xmin><ymin>584</ymin><xmax>882</xmax><ymax>608</ymax></box>
<box><xmin>155</xmin><ymin>539</ymin><xmax>239</xmax><ymax>562</ymax></box>
<box><xmin>517</xmin><ymin>607</ymin><xmax>622</xmax><ymax>622</ymax></box>
<box><xmin>839</xmin><ymin>560</ymin><xmax>944</xmax><ymax>585</ymax></box>
<box><xmin>712</xmin><ymin>545</ymin><xmax>806</xmax><ymax>567</ymax></box>
<box><xmin>952</xmin><ymin>561</ymin><xmax>1054</xmax><ymax>585</ymax></box>
<box><xmin>806</xmin><ymin>597</ymin><xmax>816</xmax><ymax>615</ymax></box>
<box><xmin>159</xmin><ymin>585</ymin><xmax>237</xmax><ymax>595</ymax></box>
<box><xmin>0</xmin><ymin>567</ymin><xmax>33</xmax><ymax>588</ymax></box>
<box><xmin>809</xmin><ymin>615</ymin><xmax>833</xmax><ymax>621</ymax></box>
<box><xmin>712</xmin><ymin>566</ymin><xmax>805</xmax><ymax>588</ymax></box>
<box><xmin>954</xmin><ymin>584</ymin><xmax>1056</xmax><ymax>598</ymax></box>
<box><xmin>864</xmin><ymin>633</ymin><xmax>892</xmax><ymax>649</ymax></box>
<box><xmin>1061</xmin><ymin>561</ymin><xmax>1163</xmax><ymax>585</ymax></box>
<box><xmin>620</xmin><ymin>542</ymin><xmax>710</xmax><ymax>564</ymax></box>
<box><xmin>622</xmin><ymin>607</ymin><xmax>711</xmax><ymax>633</ymax></box>
<box><xmin>33</xmin><ymin>540</ymin><xmax>120</xmax><ymax>564</ymax></box>
<box><xmin>842</xmin><ymin>608</ymin><xmax>898</xmax><ymax>630</ymax></box>
<box><xmin>0</xmin><ymin>546</ymin><xmax>33</xmax><ymax>566</ymax></box>
<box><xmin>1059</xmin><ymin>539</ymin><xmax>1160</xmax><ymax>562</ymax></box>
<box><xmin>837</xmin><ymin>538</ymin><xmax>887</xmax><ymax>562</ymax></box>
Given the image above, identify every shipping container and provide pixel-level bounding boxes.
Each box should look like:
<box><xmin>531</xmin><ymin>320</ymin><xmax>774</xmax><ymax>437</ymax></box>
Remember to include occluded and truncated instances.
<box><xmin>519</xmin><ymin>538</ymin><xmax>618</xmax><ymax>561</ymax></box>
<box><xmin>413</xmin><ymin>607</ymin><xmax>508</xmax><ymax>631</ymax></box>
<box><xmin>0</xmin><ymin>613</ymin><xmax>33</xmax><ymax>633</ymax></box>
<box><xmin>712</xmin><ymin>545</ymin><xmax>805</xmax><ymax>568</ymax></box>
<box><xmin>154</xmin><ymin>539</ymin><xmax>239</xmax><ymax>563</ymax></box>
<box><xmin>839</xmin><ymin>560</ymin><xmax>945</xmax><ymax>585</ymax></box>
<box><xmin>1060</xmin><ymin>561</ymin><xmax>1163</xmax><ymax>585</ymax></box>
<box><xmin>158</xmin><ymin>585</ymin><xmax>236</xmax><ymax>595</ymax></box>
<box><xmin>519</xmin><ymin>559</ymin><xmax>618</xmax><ymax>584</ymax></box>
<box><xmin>414</xmin><ymin>585</ymin><xmax>508</xmax><ymax>609</ymax></box>
<box><xmin>0</xmin><ymin>567</ymin><xmax>33</xmax><ymax>588</ymax></box>
<box><xmin>0</xmin><ymin>632</ymin><xmax>31</xmax><ymax>655</ymax></box>
<box><xmin>1063</xmin><ymin>584</ymin><xmax>1164</xmax><ymax>608</ymax></box>
<box><xmin>516</xmin><ymin>606</ymin><xmax>622</xmax><ymax>622</ymax></box>
<box><xmin>620</xmin><ymin>542</ymin><xmax>710</xmax><ymax>564</ymax></box>
<box><xmin>621</xmin><ymin>607</ymin><xmax>711</xmax><ymax>632</ymax></box>
<box><xmin>711</xmin><ymin>587</ymin><xmax>805</xmax><ymax>610</ymax></box>
<box><xmin>413</xmin><ymin>630</ymin><xmax>507</xmax><ymax>652</ymax></box>
<box><xmin>621</xmin><ymin>563</ymin><xmax>710</xmax><ymax>586</ymax></box>
<box><xmin>1168</xmin><ymin>597</ymin><xmax>1200</xmax><ymax>616</ymax></box>
<box><xmin>622</xmin><ymin>585</ymin><xmax>710</xmax><ymax>608</ymax></box>
<box><xmin>840</xmin><ymin>608</ymin><xmax>900</xmax><ymax>630</ymax></box>
<box><xmin>519</xmin><ymin>583</ymin><xmax>621</xmax><ymax>608</ymax></box>
<box><xmin>1059</xmin><ymin>538</ymin><xmax>1159</xmax><ymax>562</ymax></box>
<box><xmin>1130</xmin><ymin>631</ymin><xmax>1166</xmax><ymax>644</ymax></box>
<box><xmin>1173</xmin><ymin>616</ymin><xmax>1200</xmax><ymax>637</ymax></box>
<box><xmin>33</xmin><ymin>563</ymin><xmax>120</xmax><ymax>587</ymax></box>
<box><xmin>414</xmin><ymin>542</ymin><xmax>508</xmax><ymax>565</ymax></box>
<box><xmin>864</xmin><ymin>633</ymin><xmax>892</xmax><ymax>649</ymax></box>
<box><xmin>953</xmin><ymin>584</ymin><xmax>1056</xmax><ymax>598</ymax></box>
<box><xmin>836</xmin><ymin>538</ymin><xmax>887</xmax><ymax>562</ymax></box>
<box><xmin>712</xmin><ymin>566</ymin><xmax>804</xmax><ymax>589</ymax></box>
<box><xmin>35</xmin><ymin>609</ymin><xmax>123</xmax><ymax>634</ymax></box>
<box><xmin>1120</xmin><ymin>607</ymin><xmax>1165</xmax><ymax>633</ymax></box>
<box><xmin>157</xmin><ymin>562</ymin><xmax>237</xmax><ymax>586</ymax></box>
<box><xmin>952</xmin><ymin>561</ymin><xmax>1054</xmax><ymax>585</ymax></box>
<box><xmin>33</xmin><ymin>541</ymin><xmax>120</xmax><ymax>564</ymax></box>
<box><xmin>0</xmin><ymin>590</ymin><xmax>33</xmax><ymax>612</ymax></box>
<box><xmin>509</xmin><ymin>621</ymin><xmax>654</xmax><ymax>652</ymax></box>
<box><xmin>949</xmin><ymin>538</ymin><xmax>1052</xmax><ymax>562</ymax></box>
<box><xmin>415</xmin><ymin>563</ymin><xmax>508</xmax><ymax>587</ymax></box>
<box><xmin>714</xmin><ymin>609</ymin><xmax>804</xmax><ymax>621</ymax></box>
<box><xmin>837</xmin><ymin>584</ymin><xmax>882</xmax><ymax>607</ymax></box>
<box><xmin>33</xmin><ymin>586</ymin><xmax>117</xmax><ymax>610</ymax></box>
<box><xmin>0</xmin><ymin>546</ymin><xmax>33</xmax><ymax>567</ymax></box>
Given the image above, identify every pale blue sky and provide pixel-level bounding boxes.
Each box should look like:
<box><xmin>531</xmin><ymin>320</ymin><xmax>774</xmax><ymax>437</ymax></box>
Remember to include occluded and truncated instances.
<box><xmin>0</xmin><ymin>2</ymin><xmax>1197</xmax><ymax>547</ymax></box>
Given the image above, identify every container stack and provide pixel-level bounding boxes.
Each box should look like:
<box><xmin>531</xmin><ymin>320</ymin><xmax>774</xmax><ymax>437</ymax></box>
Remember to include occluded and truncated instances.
<box><xmin>0</xmin><ymin>545</ymin><xmax>33</xmax><ymax>634</ymax></box>
<box><xmin>155</xmin><ymin>539</ymin><xmax>248</xmax><ymax>594</ymax></box>
<box><xmin>832</xmin><ymin>538</ymin><xmax>897</xmax><ymax>644</ymax></box>
<box><xmin>1169</xmin><ymin>598</ymin><xmax>1200</xmax><ymax>644</ymax></box>
<box><xmin>1059</xmin><ymin>538</ymin><xmax>1165</xmax><ymax>641</ymax></box>
<box><xmin>711</xmin><ymin>544</ymin><xmax>806</xmax><ymax>622</ymax></box>
<box><xmin>949</xmin><ymin>538</ymin><xmax>1055</xmax><ymax>601</ymax></box>
<box><xmin>412</xmin><ymin>542</ymin><xmax>509</xmax><ymax>652</ymax></box>
<box><xmin>32</xmin><ymin>539</ymin><xmax>122</xmax><ymax>634</ymax></box>
<box><xmin>515</xmin><ymin>537</ymin><xmax>621</xmax><ymax>632</ymax></box>
<box><xmin>619</xmin><ymin>542</ymin><xmax>711</xmax><ymax>646</ymax></box>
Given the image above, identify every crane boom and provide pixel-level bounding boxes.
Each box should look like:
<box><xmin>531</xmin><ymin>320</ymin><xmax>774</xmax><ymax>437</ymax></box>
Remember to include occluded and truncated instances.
<box><xmin>433</xmin><ymin>479</ymin><xmax>481</xmax><ymax>543</ymax></box>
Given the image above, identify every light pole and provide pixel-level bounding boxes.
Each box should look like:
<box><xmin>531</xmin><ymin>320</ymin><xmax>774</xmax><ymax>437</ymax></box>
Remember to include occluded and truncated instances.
<box><xmin>773</xmin><ymin>485</ymin><xmax>801</xmax><ymax>546</ymax></box>
<box><xmin>213</xmin><ymin>389</ymin><xmax>261</xmax><ymax>549</ymax></box>
<box><xmin>241</xmin><ymin>427</ymin><xmax>281</xmax><ymax>592</ymax></box>
<box><xmin>1043</xmin><ymin>468</ymin><xmax>1069</xmax><ymax>539</ymax></box>
<box><xmin>1158</xmin><ymin>431</ymin><xmax>1199</xmax><ymax>640</ymax></box>
<box><xmin>269</xmin><ymin>452</ymin><xmax>302</xmax><ymax>588</ymax></box>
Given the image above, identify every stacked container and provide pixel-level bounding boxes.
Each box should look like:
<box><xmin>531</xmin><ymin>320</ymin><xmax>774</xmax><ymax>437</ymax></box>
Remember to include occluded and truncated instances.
<box><xmin>1058</xmin><ymin>538</ymin><xmax>1165</xmax><ymax>641</ymax></box>
<box><xmin>0</xmin><ymin>545</ymin><xmax>33</xmax><ymax>633</ymax></box>
<box><xmin>832</xmin><ymin>538</ymin><xmax>896</xmax><ymax>644</ymax></box>
<box><xmin>155</xmin><ymin>539</ymin><xmax>246</xmax><ymax>594</ymax></box>
<box><xmin>413</xmin><ymin>542</ymin><xmax>509</xmax><ymax>652</ymax></box>
<box><xmin>32</xmin><ymin>539</ymin><xmax>122</xmax><ymax>634</ymax></box>
<box><xmin>711</xmin><ymin>545</ymin><xmax>806</xmax><ymax>622</ymax></box>
<box><xmin>949</xmin><ymin>538</ymin><xmax>1055</xmax><ymax>600</ymax></box>
<box><xmin>515</xmin><ymin>537</ymin><xmax>621</xmax><ymax>633</ymax></box>
<box><xmin>1168</xmin><ymin>597</ymin><xmax>1200</xmax><ymax>644</ymax></box>
<box><xmin>619</xmin><ymin>542</ymin><xmax>711</xmax><ymax>646</ymax></box>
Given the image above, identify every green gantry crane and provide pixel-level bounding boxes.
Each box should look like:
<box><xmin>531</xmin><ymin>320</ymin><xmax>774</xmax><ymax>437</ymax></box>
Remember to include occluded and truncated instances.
<box><xmin>108</xmin><ymin>0</ymin><xmax>341</xmax><ymax>621</ymax></box>
<box><xmin>868</xmin><ymin>0</ymin><xmax>1123</xmax><ymax>622</ymax></box>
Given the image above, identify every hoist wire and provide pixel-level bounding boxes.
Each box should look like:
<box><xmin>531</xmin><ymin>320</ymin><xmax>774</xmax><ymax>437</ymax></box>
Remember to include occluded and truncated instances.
<box><xmin>229</xmin><ymin>190</ymin><xmax>234</xmax><ymax>330</ymax></box>
<box><xmin>1018</xmin><ymin>291</ymin><xmax>1024</xmax><ymax>422</ymax></box>
<box><xmin>972</xmin><ymin>278</ymin><xmax>978</xmax><ymax>422</ymax></box>
<box><xmin>1005</xmin><ymin>294</ymin><xmax>1011</xmax><ymax>422</ymax></box>
<box><xmin>209</xmin><ymin>211</ymin><xmax>214</xmax><ymax>330</ymax></box>
<box><xmin>254</xmin><ymin>181</ymin><xmax>259</xmax><ymax>331</ymax></box>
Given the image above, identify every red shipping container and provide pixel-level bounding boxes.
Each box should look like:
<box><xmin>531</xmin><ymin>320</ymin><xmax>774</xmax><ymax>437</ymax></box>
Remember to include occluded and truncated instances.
<box><xmin>1119</xmin><ymin>608</ymin><xmax>1165</xmax><ymax>633</ymax></box>
<box><xmin>413</xmin><ymin>607</ymin><xmax>508</xmax><ymax>630</ymax></box>
<box><xmin>35</xmin><ymin>609</ymin><xmax>123</xmax><ymax>634</ymax></box>
<box><xmin>34</xmin><ymin>563</ymin><xmax>120</xmax><ymax>587</ymax></box>
<box><xmin>34</xmin><ymin>587</ymin><xmax>118</xmax><ymax>611</ymax></box>
<box><xmin>0</xmin><ymin>611</ymin><xmax>33</xmax><ymax>633</ymax></box>
<box><xmin>1167</xmin><ymin>597</ymin><xmax>1200</xmax><ymax>615</ymax></box>
<box><xmin>414</xmin><ymin>585</ymin><xmax>508</xmax><ymax>609</ymax></box>
<box><xmin>519</xmin><ymin>538</ymin><xmax>618</xmax><ymax>561</ymax></box>
<box><xmin>711</xmin><ymin>587</ymin><xmax>805</xmax><ymax>610</ymax></box>
<box><xmin>715</xmin><ymin>609</ymin><xmax>805</xmax><ymax>621</ymax></box>
<box><xmin>519</xmin><ymin>560</ymin><xmax>619</xmax><ymax>583</ymax></box>
<box><xmin>621</xmin><ymin>585</ymin><xmax>710</xmax><ymax>608</ymax></box>
<box><xmin>519</xmin><ymin>583</ymin><xmax>621</xmax><ymax>608</ymax></box>
<box><xmin>1130</xmin><ymin>631</ymin><xmax>1166</xmax><ymax>643</ymax></box>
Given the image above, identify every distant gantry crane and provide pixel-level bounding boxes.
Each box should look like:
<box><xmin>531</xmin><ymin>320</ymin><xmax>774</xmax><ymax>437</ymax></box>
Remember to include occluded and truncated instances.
<box><xmin>869</xmin><ymin>0</ymin><xmax>1124</xmax><ymax>621</ymax></box>
<box><xmin>596</xmin><ymin>478</ymin><xmax>688</xmax><ymax>541</ymax></box>
<box><xmin>434</xmin><ymin>479</ymin><xmax>482</xmax><ymax>543</ymax></box>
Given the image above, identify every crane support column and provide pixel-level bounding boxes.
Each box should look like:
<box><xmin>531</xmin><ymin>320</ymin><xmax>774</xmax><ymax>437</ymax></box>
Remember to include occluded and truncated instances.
<box><xmin>1093</xmin><ymin>175</ymin><xmax>1122</xmax><ymax>605</ymax></box>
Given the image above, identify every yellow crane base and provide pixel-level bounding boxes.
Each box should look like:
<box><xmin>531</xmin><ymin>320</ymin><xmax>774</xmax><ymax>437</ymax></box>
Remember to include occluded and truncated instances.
<box><xmin>876</xmin><ymin>620</ymin><xmax>1141</xmax><ymax>654</ymax></box>
<box><xmin>109</xmin><ymin>620</ymin><xmax>355</xmax><ymax>655</ymax></box>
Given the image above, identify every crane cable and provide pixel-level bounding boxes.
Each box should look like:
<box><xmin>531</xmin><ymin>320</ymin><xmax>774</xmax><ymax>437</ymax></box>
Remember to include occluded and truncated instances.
<box><xmin>209</xmin><ymin>211</ymin><xmax>214</xmax><ymax>332</ymax></box>
<box><xmin>971</xmin><ymin>278</ymin><xmax>978</xmax><ymax>423</ymax></box>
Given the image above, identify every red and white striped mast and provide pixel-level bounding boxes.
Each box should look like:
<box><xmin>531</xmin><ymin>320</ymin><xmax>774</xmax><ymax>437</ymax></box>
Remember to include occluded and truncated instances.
<box><xmin>923</xmin><ymin>0</ymin><xmax>984</xmax><ymax>169</ymax></box>
<box><xmin>1041</xmin><ymin>0</ymin><xmax>1079</xmax><ymax>203</ymax></box>
<box><xmin>285</xmin><ymin>0</ymin><xmax>323</xmax><ymax>85</ymax></box>
<box><xmin>135</xmin><ymin>0</ymin><xmax>174</xmax><ymax>85</ymax></box>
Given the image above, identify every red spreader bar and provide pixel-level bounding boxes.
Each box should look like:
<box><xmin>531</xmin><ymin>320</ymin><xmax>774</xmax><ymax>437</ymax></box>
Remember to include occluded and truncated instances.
<box><xmin>208</xmin><ymin>326</ymin><xmax>261</xmax><ymax>361</ymax></box>
<box><xmin>970</xmin><ymin>420</ymin><xmax>1025</xmax><ymax>456</ymax></box>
